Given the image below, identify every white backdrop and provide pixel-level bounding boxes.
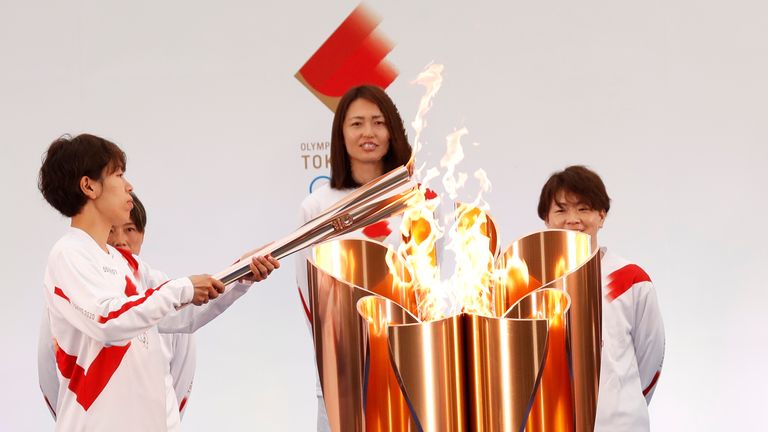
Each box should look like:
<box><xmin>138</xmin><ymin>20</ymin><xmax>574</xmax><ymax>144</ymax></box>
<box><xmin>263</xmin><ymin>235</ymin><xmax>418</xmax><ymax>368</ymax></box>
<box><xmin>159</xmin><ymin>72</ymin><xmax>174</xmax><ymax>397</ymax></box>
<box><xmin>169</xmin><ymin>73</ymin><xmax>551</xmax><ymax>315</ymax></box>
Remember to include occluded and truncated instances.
<box><xmin>2</xmin><ymin>0</ymin><xmax>766</xmax><ymax>430</ymax></box>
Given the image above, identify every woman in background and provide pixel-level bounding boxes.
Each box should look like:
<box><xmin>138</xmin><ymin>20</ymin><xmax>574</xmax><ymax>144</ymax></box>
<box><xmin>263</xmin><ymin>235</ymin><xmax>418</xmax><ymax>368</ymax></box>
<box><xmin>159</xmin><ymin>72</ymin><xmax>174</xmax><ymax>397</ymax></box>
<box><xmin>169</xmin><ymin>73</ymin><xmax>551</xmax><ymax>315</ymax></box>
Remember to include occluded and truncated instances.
<box><xmin>107</xmin><ymin>193</ymin><xmax>198</xmax><ymax>419</ymax></box>
<box><xmin>537</xmin><ymin>165</ymin><xmax>665</xmax><ymax>431</ymax></box>
<box><xmin>296</xmin><ymin>85</ymin><xmax>412</xmax><ymax>432</ymax></box>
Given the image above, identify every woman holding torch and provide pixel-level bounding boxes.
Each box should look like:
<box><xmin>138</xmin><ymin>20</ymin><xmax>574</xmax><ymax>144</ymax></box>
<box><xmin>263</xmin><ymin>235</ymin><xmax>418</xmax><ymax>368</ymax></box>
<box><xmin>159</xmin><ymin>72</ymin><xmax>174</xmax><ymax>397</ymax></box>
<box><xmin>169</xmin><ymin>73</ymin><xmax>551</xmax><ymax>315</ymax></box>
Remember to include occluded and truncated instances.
<box><xmin>37</xmin><ymin>133</ymin><xmax>279</xmax><ymax>431</ymax></box>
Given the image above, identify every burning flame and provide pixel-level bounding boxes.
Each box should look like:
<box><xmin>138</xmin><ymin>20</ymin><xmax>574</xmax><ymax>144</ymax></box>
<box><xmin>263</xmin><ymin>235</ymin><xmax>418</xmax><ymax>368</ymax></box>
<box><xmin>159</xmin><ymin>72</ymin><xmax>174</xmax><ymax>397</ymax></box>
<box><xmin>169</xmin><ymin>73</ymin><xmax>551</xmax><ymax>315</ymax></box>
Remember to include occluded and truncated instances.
<box><xmin>440</xmin><ymin>128</ymin><xmax>469</xmax><ymax>200</ymax></box>
<box><xmin>395</xmin><ymin>181</ymin><xmax>444</xmax><ymax>321</ymax></box>
<box><xmin>391</xmin><ymin>64</ymin><xmax>524</xmax><ymax>321</ymax></box>
<box><xmin>408</xmin><ymin>63</ymin><xmax>444</xmax><ymax>180</ymax></box>
<box><xmin>333</xmin><ymin>63</ymin><xmax>603</xmax><ymax>432</ymax></box>
<box><xmin>410</xmin><ymin>63</ymin><xmax>444</xmax><ymax>170</ymax></box>
<box><xmin>395</xmin><ymin>73</ymin><xmax>505</xmax><ymax>320</ymax></box>
<box><xmin>389</xmin><ymin>64</ymin><xmax>576</xmax><ymax>323</ymax></box>
<box><xmin>448</xmin><ymin>204</ymin><xmax>496</xmax><ymax>317</ymax></box>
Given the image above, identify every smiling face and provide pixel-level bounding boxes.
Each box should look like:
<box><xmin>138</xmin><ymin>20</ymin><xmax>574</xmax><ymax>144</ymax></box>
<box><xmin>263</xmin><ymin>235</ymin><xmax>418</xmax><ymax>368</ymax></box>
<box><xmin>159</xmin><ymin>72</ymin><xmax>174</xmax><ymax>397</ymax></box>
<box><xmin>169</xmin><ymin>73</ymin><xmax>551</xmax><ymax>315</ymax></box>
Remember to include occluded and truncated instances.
<box><xmin>342</xmin><ymin>97</ymin><xmax>390</xmax><ymax>174</ymax></box>
<box><xmin>545</xmin><ymin>189</ymin><xmax>606</xmax><ymax>249</ymax></box>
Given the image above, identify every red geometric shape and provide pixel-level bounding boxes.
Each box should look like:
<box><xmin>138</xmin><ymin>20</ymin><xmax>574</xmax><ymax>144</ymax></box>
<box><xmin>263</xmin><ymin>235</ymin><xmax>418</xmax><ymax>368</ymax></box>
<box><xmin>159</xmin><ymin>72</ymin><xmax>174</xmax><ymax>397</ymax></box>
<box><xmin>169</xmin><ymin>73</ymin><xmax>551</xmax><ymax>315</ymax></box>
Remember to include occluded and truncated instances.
<box><xmin>605</xmin><ymin>264</ymin><xmax>651</xmax><ymax>302</ymax></box>
<box><xmin>642</xmin><ymin>370</ymin><xmax>661</xmax><ymax>396</ymax></box>
<box><xmin>424</xmin><ymin>187</ymin><xmax>438</xmax><ymax>200</ymax></box>
<box><xmin>55</xmin><ymin>342</ymin><xmax>131</xmax><ymax>411</ymax></box>
<box><xmin>115</xmin><ymin>247</ymin><xmax>139</xmax><ymax>277</ymax></box>
<box><xmin>362</xmin><ymin>220</ymin><xmax>392</xmax><ymax>239</ymax></box>
<box><xmin>296</xmin><ymin>4</ymin><xmax>398</xmax><ymax>111</ymax></box>
<box><xmin>124</xmin><ymin>276</ymin><xmax>138</xmax><ymax>297</ymax></box>
<box><xmin>54</xmin><ymin>287</ymin><xmax>71</xmax><ymax>303</ymax></box>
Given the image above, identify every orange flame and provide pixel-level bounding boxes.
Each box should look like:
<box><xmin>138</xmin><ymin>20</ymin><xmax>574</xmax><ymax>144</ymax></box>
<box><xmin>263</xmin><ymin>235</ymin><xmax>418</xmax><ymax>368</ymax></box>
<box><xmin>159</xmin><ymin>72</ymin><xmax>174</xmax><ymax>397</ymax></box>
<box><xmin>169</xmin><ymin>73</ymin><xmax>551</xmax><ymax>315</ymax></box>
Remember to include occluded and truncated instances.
<box><xmin>375</xmin><ymin>63</ymin><xmax>590</xmax><ymax>431</ymax></box>
<box><xmin>449</xmin><ymin>204</ymin><xmax>496</xmax><ymax>317</ymax></box>
<box><xmin>395</xmin><ymin>182</ymin><xmax>444</xmax><ymax>321</ymax></box>
<box><xmin>440</xmin><ymin>128</ymin><xmax>469</xmax><ymax>200</ymax></box>
<box><xmin>390</xmin><ymin>64</ymin><xmax>503</xmax><ymax>321</ymax></box>
<box><xmin>410</xmin><ymin>63</ymin><xmax>444</xmax><ymax>176</ymax></box>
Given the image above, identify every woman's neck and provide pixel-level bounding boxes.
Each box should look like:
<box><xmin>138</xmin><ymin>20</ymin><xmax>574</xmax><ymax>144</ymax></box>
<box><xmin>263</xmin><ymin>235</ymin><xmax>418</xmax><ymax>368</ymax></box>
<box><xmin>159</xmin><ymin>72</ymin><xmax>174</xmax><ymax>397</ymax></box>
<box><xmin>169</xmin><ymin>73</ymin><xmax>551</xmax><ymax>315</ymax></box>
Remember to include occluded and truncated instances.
<box><xmin>71</xmin><ymin>205</ymin><xmax>112</xmax><ymax>253</ymax></box>
<box><xmin>351</xmin><ymin>161</ymin><xmax>383</xmax><ymax>185</ymax></box>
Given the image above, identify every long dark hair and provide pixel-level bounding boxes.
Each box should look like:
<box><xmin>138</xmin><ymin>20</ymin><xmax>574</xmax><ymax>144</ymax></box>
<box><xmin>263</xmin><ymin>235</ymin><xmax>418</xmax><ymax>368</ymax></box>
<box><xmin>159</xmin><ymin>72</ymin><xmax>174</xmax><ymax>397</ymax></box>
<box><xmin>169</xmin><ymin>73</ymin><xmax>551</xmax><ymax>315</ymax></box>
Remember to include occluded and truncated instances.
<box><xmin>330</xmin><ymin>85</ymin><xmax>411</xmax><ymax>189</ymax></box>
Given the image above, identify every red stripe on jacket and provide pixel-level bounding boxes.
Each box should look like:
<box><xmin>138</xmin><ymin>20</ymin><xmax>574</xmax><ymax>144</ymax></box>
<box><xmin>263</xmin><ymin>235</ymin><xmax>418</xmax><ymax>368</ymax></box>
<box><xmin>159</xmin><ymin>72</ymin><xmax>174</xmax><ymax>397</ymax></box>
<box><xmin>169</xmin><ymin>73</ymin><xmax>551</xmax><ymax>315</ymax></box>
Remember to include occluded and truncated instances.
<box><xmin>606</xmin><ymin>264</ymin><xmax>651</xmax><ymax>301</ymax></box>
<box><xmin>54</xmin><ymin>281</ymin><xmax>171</xmax><ymax>324</ymax></box>
<box><xmin>54</xmin><ymin>287</ymin><xmax>71</xmax><ymax>303</ymax></box>
<box><xmin>55</xmin><ymin>342</ymin><xmax>131</xmax><ymax>411</ymax></box>
<box><xmin>42</xmin><ymin>393</ymin><xmax>56</xmax><ymax>419</ymax></box>
<box><xmin>642</xmin><ymin>370</ymin><xmax>661</xmax><ymax>396</ymax></box>
<box><xmin>297</xmin><ymin>287</ymin><xmax>312</xmax><ymax>323</ymax></box>
<box><xmin>115</xmin><ymin>247</ymin><xmax>139</xmax><ymax>277</ymax></box>
<box><xmin>97</xmin><ymin>281</ymin><xmax>170</xmax><ymax>324</ymax></box>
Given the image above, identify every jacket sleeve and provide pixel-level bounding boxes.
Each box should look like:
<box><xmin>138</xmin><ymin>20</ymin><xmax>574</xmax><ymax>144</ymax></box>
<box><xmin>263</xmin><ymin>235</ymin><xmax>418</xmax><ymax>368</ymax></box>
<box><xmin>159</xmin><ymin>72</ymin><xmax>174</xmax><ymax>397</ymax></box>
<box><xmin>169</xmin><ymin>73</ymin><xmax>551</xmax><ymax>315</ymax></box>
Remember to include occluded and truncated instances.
<box><xmin>45</xmin><ymin>247</ymin><xmax>193</xmax><ymax>345</ymax></box>
<box><xmin>156</xmin><ymin>282</ymin><xmax>251</xmax><ymax>333</ymax></box>
<box><xmin>141</xmin><ymin>262</ymin><xmax>252</xmax><ymax>334</ymax></box>
<box><xmin>631</xmin><ymin>279</ymin><xmax>665</xmax><ymax>403</ymax></box>
<box><xmin>37</xmin><ymin>309</ymin><xmax>59</xmax><ymax>420</ymax></box>
<box><xmin>167</xmin><ymin>333</ymin><xmax>196</xmax><ymax>418</ymax></box>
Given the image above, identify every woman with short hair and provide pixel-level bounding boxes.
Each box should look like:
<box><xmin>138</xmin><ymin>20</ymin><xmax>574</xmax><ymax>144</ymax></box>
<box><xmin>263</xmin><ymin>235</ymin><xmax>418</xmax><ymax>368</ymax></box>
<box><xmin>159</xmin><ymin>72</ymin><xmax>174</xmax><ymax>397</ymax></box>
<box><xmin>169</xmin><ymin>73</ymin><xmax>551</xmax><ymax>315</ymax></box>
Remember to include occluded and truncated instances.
<box><xmin>538</xmin><ymin>165</ymin><xmax>665</xmax><ymax>431</ymax></box>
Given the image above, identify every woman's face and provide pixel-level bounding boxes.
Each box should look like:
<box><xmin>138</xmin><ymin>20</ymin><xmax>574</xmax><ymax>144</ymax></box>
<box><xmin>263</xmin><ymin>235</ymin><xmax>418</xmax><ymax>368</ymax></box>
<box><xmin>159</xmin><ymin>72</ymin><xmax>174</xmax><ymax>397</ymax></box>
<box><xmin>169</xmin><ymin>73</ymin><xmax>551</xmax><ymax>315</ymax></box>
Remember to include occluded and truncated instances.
<box><xmin>92</xmin><ymin>167</ymin><xmax>134</xmax><ymax>228</ymax></box>
<box><xmin>544</xmin><ymin>190</ymin><xmax>606</xmax><ymax>249</ymax></box>
<box><xmin>343</xmin><ymin>98</ymin><xmax>390</xmax><ymax>169</ymax></box>
<box><xmin>108</xmin><ymin>220</ymin><xmax>145</xmax><ymax>254</ymax></box>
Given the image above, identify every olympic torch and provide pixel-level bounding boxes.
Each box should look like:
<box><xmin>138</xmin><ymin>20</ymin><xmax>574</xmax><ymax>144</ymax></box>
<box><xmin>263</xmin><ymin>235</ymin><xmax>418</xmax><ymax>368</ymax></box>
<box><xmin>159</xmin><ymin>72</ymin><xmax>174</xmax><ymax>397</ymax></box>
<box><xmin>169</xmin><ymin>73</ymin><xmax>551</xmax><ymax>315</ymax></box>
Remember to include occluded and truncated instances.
<box><xmin>213</xmin><ymin>165</ymin><xmax>417</xmax><ymax>284</ymax></box>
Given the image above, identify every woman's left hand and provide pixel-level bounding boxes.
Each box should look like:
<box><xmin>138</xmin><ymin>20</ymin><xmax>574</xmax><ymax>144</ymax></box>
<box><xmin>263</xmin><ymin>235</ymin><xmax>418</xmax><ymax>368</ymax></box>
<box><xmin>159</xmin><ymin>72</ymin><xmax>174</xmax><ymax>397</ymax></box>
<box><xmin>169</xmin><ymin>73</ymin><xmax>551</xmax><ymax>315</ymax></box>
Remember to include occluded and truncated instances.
<box><xmin>244</xmin><ymin>254</ymin><xmax>280</xmax><ymax>282</ymax></box>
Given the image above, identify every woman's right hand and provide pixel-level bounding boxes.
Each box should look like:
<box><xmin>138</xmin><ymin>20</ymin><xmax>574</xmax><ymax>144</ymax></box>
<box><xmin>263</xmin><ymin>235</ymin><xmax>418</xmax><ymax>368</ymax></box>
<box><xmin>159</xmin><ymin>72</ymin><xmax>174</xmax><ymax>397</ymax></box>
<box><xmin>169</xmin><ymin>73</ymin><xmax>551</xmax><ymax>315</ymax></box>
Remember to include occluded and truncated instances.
<box><xmin>188</xmin><ymin>274</ymin><xmax>226</xmax><ymax>305</ymax></box>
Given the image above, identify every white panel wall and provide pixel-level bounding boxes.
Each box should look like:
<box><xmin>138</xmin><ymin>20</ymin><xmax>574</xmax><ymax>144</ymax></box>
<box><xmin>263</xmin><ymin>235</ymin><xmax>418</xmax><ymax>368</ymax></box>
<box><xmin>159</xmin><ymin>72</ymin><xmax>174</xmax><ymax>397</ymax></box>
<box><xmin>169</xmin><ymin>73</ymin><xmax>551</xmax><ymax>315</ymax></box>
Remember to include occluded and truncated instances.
<box><xmin>1</xmin><ymin>0</ymin><xmax>765</xmax><ymax>430</ymax></box>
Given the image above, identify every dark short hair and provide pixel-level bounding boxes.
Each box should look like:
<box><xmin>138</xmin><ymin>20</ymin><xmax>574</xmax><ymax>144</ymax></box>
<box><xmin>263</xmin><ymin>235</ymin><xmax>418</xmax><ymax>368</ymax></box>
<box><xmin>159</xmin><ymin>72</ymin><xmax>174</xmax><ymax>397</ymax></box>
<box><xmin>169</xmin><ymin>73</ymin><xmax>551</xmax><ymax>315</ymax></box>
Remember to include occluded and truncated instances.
<box><xmin>129</xmin><ymin>192</ymin><xmax>147</xmax><ymax>232</ymax></box>
<box><xmin>537</xmin><ymin>165</ymin><xmax>611</xmax><ymax>220</ymax></box>
<box><xmin>330</xmin><ymin>85</ymin><xmax>412</xmax><ymax>189</ymax></box>
<box><xmin>38</xmin><ymin>134</ymin><xmax>126</xmax><ymax>217</ymax></box>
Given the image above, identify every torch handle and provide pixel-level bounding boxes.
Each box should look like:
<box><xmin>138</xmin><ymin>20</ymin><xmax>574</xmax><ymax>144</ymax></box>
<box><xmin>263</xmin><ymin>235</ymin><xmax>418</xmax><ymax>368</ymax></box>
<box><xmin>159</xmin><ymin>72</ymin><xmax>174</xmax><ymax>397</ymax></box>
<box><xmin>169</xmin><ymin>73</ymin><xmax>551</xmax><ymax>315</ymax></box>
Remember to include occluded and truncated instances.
<box><xmin>215</xmin><ymin>224</ymin><xmax>337</xmax><ymax>285</ymax></box>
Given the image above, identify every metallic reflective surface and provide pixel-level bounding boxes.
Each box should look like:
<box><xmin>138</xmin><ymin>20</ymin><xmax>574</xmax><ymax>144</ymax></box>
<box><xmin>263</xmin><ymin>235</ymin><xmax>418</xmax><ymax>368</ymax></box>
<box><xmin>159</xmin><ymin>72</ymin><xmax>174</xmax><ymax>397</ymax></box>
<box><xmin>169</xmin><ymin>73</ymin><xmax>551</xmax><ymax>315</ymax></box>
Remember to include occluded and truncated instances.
<box><xmin>508</xmin><ymin>288</ymin><xmax>574</xmax><ymax>431</ymax></box>
<box><xmin>308</xmin><ymin>239</ymin><xmax>415</xmax><ymax>432</ymax></box>
<box><xmin>465</xmin><ymin>302</ymin><xmax>553</xmax><ymax>432</ymax></box>
<box><xmin>308</xmin><ymin>230</ymin><xmax>602</xmax><ymax>432</ymax></box>
<box><xmin>357</xmin><ymin>296</ymin><xmax>420</xmax><ymax>432</ymax></box>
<box><xmin>388</xmin><ymin>314</ymin><xmax>467</xmax><ymax>431</ymax></box>
<box><xmin>501</xmin><ymin>229</ymin><xmax>602</xmax><ymax>432</ymax></box>
<box><xmin>216</xmin><ymin>165</ymin><xmax>416</xmax><ymax>284</ymax></box>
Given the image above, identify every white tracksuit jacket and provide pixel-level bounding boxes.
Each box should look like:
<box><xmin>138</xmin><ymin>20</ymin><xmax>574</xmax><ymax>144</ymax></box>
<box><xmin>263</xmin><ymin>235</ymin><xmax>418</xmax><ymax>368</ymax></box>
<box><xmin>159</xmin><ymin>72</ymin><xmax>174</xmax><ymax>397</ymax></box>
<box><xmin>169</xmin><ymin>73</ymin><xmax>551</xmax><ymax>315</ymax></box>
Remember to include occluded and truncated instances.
<box><xmin>595</xmin><ymin>247</ymin><xmax>665</xmax><ymax>431</ymax></box>
<box><xmin>39</xmin><ymin>227</ymin><xmax>250</xmax><ymax>431</ymax></box>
